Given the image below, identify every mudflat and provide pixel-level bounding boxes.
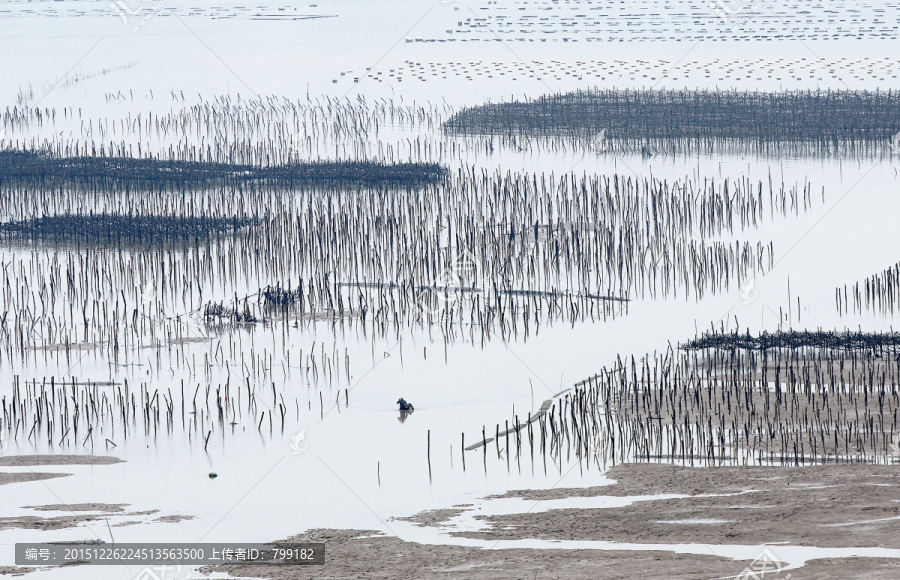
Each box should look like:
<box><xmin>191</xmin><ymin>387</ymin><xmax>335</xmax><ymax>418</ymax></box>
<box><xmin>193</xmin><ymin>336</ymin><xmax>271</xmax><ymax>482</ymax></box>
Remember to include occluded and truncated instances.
<box><xmin>0</xmin><ymin>455</ymin><xmax>124</xmax><ymax>467</ymax></box>
<box><xmin>208</xmin><ymin>463</ymin><xmax>900</xmax><ymax>579</ymax></box>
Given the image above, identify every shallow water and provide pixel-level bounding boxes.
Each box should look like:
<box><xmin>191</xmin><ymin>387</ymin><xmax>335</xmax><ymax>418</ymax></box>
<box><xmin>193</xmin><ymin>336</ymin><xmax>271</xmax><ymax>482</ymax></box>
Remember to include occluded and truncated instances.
<box><xmin>2</xmin><ymin>1</ymin><xmax>900</xmax><ymax>578</ymax></box>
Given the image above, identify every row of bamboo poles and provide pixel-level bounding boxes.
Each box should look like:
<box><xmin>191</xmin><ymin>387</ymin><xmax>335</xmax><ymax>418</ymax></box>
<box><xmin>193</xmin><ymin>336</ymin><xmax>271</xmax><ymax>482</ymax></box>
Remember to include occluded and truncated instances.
<box><xmin>837</xmin><ymin>261</ymin><xmax>900</xmax><ymax>315</ymax></box>
<box><xmin>1</xmin><ymin>95</ymin><xmax>452</xmax><ymax>166</ymax></box>
<box><xmin>468</xmin><ymin>331</ymin><xmax>900</xmax><ymax>472</ymax></box>
<box><xmin>0</xmin><ymin>166</ymin><xmax>814</xmax><ymax>362</ymax></box>
<box><xmin>0</xmin><ymin>373</ymin><xmax>352</xmax><ymax>451</ymax></box>
<box><xmin>445</xmin><ymin>88</ymin><xmax>900</xmax><ymax>158</ymax></box>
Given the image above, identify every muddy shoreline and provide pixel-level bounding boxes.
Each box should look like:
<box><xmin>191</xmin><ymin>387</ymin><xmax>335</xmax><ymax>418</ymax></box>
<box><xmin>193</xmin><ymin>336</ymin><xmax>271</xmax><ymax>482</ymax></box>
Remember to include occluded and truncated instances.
<box><xmin>206</xmin><ymin>462</ymin><xmax>900</xmax><ymax>579</ymax></box>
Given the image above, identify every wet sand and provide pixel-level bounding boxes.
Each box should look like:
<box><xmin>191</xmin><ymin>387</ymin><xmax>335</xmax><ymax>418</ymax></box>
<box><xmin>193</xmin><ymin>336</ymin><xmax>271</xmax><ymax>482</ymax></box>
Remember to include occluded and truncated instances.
<box><xmin>0</xmin><ymin>455</ymin><xmax>123</xmax><ymax>467</ymax></box>
<box><xmin>0</xmin><ymin>456</ymin><xmax>191</xmax><ymax>534</ymax></box>
<box><xmin>208</xmin><ymin>528</ymin><xmax>748</xmax><ymax>580</ymax></box>
<box><xmin>208</xmin><ymin>463</ymin><xmax>900</xmax><ymax>579</ymax></box>
<box><xmin>459</xmin><ymin>464</ymin><xmax>900</xmax><ymax>549</ymax></box>
<box><xmin>25</xmin><ymin>503</ymin><xmax>125</xmax><ymax>512</ymax></box>
<box><xmin>0</xmin><ymin>504</ymin><xmax>158</xmax><ymax>532</ymax></box>
<box><xmin>206</xmin><ymin>529</ymin><xmax>900</xmax><ymax>579</ymax></box>
<box><xmin>0</xmin><ymin>455</ymin><xmax>124</xmax><ymax>489</ymax></box>
<box><xmin>0</xmin><ymin>473</ymin><xmax>68</xmax><ymax>487</ymax></box>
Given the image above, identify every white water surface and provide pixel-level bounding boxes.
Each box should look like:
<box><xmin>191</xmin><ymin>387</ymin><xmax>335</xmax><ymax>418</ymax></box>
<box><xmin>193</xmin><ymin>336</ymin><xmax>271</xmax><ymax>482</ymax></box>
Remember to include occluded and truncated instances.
<box><xmin>1</xmin><ymin>2</ymin><xmax>900</xmax><ymax>578</ymax></box>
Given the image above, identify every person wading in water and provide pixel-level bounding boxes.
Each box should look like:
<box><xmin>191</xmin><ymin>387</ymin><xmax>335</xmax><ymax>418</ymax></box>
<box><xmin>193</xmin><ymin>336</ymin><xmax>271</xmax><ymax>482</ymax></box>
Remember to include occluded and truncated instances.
<box><xmin>397</xmin><ymin>397</ymin><xmax>414</xmax><ymax>423</ymax></box>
